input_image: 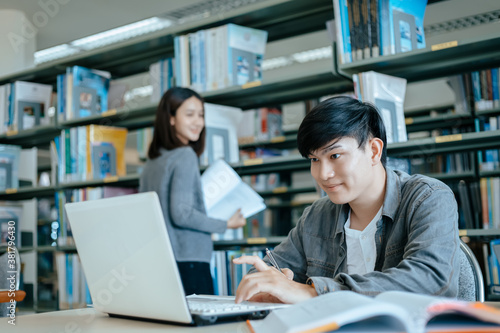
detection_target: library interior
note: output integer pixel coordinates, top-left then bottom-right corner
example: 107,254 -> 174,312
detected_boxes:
1,0 -> 500,331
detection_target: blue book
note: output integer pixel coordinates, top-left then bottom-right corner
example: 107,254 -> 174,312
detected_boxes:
71,66 -> 110,119
386,0 -> 427,54
490,239 -> 500,288
174,36 -> 182,86
56,74 -> 66,122
471,71 -> 482,110
491,68 -> 499,107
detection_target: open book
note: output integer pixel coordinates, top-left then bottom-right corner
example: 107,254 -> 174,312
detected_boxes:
201,159 -> 266,221
247,291 -> 500,333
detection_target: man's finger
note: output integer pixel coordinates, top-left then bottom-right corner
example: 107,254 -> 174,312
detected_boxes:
233,255 -> 270,272
281,268 -> 294,280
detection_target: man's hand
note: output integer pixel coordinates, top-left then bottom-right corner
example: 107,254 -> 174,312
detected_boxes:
232,255 -> 317,304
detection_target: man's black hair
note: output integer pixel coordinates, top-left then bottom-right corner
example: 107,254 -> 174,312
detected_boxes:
297,95 -> 387,167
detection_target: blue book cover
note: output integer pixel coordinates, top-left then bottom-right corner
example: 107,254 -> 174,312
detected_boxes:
340,0 -> 352,62
471,71 -> 482,107
490,239 -> 500,287
168,58 -> 174,90
56,74 -> 66,121
491,68 -> 499,107
387,0 -> 427,54
71,66 -> 110,119
198,30 -> 206,92
174,36 -> 182,86
227,24 -> 268,87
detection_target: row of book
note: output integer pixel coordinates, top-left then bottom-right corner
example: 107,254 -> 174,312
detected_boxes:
476,115 -> 500,171
407,126 -> 475,176
175,23 -> 268,92
483,239 -> 500,296
457,178 -> 500,231
449,68 -> 500,114
55,187 -> 138,246
211,248 -> 265,296
56,66 -> 111,122
55,252 -> 91,310
333,0 -> 428,64
149,58 -> 175,103
52,125 -> 127,184
237,107 -> 283,145
0,81 -> 54,134
410,152 -> 473,176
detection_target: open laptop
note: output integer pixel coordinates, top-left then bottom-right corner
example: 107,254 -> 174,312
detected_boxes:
64,191 -> 287,325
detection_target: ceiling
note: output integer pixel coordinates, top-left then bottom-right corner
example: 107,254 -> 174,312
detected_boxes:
0,0 -> 204,50
2,0 -> 500,53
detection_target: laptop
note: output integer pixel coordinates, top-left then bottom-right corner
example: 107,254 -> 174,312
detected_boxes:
64,191 -> 287,325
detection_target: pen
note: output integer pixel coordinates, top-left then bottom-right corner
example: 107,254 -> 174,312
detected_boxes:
265,248 -> 285,276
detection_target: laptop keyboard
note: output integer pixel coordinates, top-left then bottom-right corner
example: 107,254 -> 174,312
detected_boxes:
188,300 -> 259,314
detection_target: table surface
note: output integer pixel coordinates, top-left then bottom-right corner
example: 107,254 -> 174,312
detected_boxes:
1,307 -> 249,333
2,302 -> 500,333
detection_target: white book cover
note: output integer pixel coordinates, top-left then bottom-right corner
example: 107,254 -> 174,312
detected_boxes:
361,71 -> 407,144
0,85 -> 6,134
13,81 -> 52,131
200,103 -> 242,166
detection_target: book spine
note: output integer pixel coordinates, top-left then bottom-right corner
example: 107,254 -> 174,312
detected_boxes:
333,0 -> 346,64
369,0 -> 380,57
491,68 -> 499,108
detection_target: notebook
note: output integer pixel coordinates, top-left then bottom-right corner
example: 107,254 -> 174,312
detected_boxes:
64,191 -> 287,325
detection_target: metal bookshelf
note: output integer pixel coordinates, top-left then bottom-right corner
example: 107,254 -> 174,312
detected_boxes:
0,0 -> 334,86
337,27 -> 500,82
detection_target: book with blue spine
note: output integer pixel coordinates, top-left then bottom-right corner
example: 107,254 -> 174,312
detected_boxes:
382,0 -> 427,55
71,66 -> 110,119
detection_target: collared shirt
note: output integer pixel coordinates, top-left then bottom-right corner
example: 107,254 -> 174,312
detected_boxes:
257,168 -> 460,298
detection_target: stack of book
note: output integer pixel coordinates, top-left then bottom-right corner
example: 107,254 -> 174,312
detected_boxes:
0,81 -> 53,133
149,58 -> 175,103
334,0 -> 428,63
353,71 -> 408,144
57,66 -> 111,122
174,23 -> 268,92
52,125 -> 128,183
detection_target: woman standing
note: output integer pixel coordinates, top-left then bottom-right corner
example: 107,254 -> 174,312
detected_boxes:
140,87 -> 246,295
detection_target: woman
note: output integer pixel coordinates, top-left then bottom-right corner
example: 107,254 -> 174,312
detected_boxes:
139,87 -> 246,295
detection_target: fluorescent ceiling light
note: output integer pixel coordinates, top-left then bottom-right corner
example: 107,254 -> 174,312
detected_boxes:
34,17 -> 172,64
262,46 -> 332,71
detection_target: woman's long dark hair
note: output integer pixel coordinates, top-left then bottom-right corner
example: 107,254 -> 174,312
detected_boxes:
148,87 -> 206,159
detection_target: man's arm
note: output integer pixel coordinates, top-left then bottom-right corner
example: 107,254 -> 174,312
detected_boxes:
234,206 -> 317,303
233,255 -> 317,304
309,186 -> 460,297
247,205 -> 313,283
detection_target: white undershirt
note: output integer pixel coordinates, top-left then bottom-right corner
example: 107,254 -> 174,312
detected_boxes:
344,206 -> 383,275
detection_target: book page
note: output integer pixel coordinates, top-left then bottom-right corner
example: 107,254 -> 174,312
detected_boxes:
206,181 -> 265,220
249,291 -> 408,333
376,291 -> 500,331
201,159 -> 241,212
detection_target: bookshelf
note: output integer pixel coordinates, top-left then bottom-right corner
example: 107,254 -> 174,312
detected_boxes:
2,0 -> 500,310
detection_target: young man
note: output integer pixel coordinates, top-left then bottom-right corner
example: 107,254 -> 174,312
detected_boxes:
234,96 -> 461,304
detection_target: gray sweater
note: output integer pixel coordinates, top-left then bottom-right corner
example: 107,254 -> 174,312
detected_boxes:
139,146 -> 227,263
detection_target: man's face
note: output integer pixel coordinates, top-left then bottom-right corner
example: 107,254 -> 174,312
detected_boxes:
308,137 -> 376,205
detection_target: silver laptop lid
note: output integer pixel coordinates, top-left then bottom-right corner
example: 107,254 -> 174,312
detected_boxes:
65,191 -> 192,323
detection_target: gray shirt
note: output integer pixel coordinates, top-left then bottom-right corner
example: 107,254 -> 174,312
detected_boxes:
139,147 -> 227,263
257,168 -> 460,298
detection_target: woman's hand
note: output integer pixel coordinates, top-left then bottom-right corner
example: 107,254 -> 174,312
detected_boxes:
227,209 -> 246,229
